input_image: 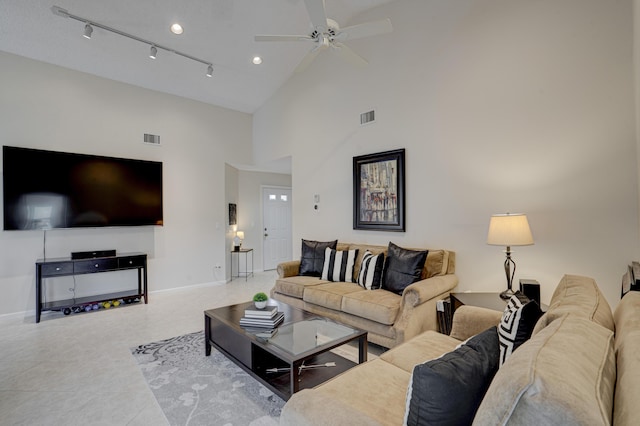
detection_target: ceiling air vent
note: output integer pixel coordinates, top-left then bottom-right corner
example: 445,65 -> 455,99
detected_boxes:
143,133 -> 161,145
360,110 -> 375,126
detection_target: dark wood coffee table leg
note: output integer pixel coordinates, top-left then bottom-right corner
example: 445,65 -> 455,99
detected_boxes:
204,315 -> 212,356
359,335 -> 368,363
291,360 -> 303,395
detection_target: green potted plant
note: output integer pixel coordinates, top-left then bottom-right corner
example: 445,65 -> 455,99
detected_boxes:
253,292 -> 269,309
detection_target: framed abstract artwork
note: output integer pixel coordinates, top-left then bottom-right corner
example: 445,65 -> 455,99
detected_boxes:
353,149 -> 405,231
229,203 -> 237,226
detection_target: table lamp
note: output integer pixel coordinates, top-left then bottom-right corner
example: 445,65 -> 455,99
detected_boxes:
487,213 -> 534,299
233,231 -> 245,251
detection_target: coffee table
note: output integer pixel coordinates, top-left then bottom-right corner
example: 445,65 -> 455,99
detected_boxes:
204,300 -> 367,400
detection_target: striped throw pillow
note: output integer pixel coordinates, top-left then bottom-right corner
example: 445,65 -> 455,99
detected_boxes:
357,251 -> 385,290
321,248 -> 359,283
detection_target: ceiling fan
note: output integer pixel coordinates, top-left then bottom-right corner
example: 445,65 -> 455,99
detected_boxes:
255,0 -> 393,72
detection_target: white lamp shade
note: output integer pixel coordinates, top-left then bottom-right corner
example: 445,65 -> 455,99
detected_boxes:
236,231 -> 245,239
487,213 -> 534,246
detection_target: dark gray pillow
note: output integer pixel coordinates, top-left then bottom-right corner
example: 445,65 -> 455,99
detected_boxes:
382,242 -> 428,294
404,326 -> 500,426
299,239 -> 337,277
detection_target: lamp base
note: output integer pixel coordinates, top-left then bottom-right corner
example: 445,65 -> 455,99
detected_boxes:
500,288 -> 516,300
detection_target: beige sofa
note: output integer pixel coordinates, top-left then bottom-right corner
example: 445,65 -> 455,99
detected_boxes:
280,274 -> 640,425
271,242 -> 458,348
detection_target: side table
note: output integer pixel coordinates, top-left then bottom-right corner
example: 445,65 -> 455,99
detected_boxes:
450,292 -> 548,319
230,248 -> 254,281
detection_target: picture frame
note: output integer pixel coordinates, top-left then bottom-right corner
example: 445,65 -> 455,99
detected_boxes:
353,149 -> 405,232
229,203 -> 237,226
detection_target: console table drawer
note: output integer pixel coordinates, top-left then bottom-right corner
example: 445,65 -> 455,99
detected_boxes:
41,262 -> 74,277
118,255 -> 146,269
74,258 -> 118,274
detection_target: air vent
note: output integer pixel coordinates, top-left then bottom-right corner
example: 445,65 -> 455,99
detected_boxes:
143,133 -> 161,145
360,110 -> 375,125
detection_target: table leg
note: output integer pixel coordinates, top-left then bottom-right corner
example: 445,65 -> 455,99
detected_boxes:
205,316 -> 212,356
359,336 -> 368,364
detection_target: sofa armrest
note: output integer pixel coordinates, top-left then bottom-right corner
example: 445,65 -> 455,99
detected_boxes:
277,260 -> 301,278
402,274 -> 459,307
449,305 -> 502,341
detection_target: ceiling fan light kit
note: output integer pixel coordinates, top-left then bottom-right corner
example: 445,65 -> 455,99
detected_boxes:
51,5 -> 213,77
254,0 -> 393,73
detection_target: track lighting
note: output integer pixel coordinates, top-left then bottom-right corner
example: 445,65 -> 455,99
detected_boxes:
51,6 -> 213,78
83,23 -> 93,39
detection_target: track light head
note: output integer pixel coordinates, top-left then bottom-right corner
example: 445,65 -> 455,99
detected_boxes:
149,45 -> 157,59
206,64 -> 213,77
83,23 -> 93,39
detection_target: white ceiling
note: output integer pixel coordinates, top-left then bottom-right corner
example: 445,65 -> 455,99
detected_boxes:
0,0 -> 397,114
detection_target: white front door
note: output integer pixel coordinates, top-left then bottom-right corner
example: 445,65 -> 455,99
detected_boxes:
262,187 -> 292,270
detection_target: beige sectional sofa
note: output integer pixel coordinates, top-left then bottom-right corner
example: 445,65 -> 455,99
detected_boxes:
280,274 -> 640,425
271,242 -> 458,348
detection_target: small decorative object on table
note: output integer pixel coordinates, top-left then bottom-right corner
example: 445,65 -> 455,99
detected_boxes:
252,292 -> 269,309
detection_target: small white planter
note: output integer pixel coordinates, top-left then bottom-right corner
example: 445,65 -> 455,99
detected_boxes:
254,301 -> 267,309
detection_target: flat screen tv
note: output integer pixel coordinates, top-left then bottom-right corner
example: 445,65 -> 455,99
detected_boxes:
3,146 -> 163,230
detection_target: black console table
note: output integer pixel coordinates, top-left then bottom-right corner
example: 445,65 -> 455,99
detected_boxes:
35,252 -> 148,323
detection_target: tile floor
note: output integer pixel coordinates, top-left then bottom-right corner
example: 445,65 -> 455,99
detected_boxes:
0,271 -> 281,425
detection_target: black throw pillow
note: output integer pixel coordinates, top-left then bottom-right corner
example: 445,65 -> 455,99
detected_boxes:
382,242 -> 428,294
299,239 -> 337,277
404,326 -> 500,426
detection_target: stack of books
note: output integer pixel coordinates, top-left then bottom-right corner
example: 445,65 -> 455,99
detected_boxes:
239,304 -> 285,329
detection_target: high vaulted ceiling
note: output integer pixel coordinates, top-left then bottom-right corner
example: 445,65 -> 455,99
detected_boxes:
0,0 -> 397,114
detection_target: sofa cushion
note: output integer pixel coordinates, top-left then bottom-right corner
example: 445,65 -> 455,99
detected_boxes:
498,292 -> 542,366
321,247 -> 359,283
300,239 -> 337,277
281,359 -> 411,426
380,330 -> 460,373
357,251 -> 385,290
473,315 -> 616,426
274,275 -> 328,299
342,289 -> 401,325
303,282 -> 365,311
532,274 -> 614,334
613,291 -> 640,425
404,327 -> 499,426
423,249 -> 450,278
382,242 -> 428,295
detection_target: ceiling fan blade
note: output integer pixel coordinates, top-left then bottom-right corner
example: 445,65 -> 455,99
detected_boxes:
335,19 -> 393,42
255,34 -> 313,42
294,45 -> 324,73
332,42 -> 368,67
304,0 -> 328,33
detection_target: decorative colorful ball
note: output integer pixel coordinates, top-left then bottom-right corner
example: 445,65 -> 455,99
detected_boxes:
92,304 -> 99,310
113,300 -> 120,307
63,308 -> 71,315
103,301 -> 111,309
84,305 -> 92,312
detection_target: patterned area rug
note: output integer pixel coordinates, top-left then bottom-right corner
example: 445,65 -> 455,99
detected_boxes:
131,331 -> 285,426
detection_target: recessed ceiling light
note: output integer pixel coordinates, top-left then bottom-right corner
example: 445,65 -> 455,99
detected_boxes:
170,23 -> 183,35
252,56 -> 262,65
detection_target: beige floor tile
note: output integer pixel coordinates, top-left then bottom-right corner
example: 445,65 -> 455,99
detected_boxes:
0,271 -> 277,425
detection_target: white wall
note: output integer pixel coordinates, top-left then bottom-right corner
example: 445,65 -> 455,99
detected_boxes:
253,0 -> 639,308
0,51 -> 252,316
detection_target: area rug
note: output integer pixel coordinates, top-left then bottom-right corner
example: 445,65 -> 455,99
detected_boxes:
131,331 -> 285,426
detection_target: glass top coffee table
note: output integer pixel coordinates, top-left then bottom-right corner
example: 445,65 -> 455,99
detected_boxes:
204,300 -> 367,400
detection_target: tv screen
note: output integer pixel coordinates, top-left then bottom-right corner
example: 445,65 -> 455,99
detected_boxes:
3,146 -> 163,230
